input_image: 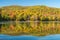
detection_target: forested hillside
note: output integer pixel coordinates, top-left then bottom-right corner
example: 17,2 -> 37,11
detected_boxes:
0,5 -> 60,21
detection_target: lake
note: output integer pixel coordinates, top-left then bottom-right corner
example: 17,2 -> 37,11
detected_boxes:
0,21 -> 60,40
0,34 -> 60,40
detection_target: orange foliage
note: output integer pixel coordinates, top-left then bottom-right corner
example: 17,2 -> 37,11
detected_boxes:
9,24 -> 15,30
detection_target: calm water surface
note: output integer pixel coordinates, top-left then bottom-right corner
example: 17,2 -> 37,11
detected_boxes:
0,21 -> 60,40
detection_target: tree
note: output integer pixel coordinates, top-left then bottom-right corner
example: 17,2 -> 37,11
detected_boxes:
0,8 -> 2,32
0,9 -> 2,21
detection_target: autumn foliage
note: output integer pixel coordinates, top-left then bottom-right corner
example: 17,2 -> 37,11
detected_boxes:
0,5 -> 60,21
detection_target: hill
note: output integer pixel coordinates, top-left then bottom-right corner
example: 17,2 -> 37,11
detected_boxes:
0,5 -> 60,21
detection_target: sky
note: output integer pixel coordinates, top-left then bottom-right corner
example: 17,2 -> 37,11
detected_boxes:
0,0 -> 60,8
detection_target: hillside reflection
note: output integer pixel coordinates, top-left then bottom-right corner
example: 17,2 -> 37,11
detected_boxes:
0,21 -> 60,36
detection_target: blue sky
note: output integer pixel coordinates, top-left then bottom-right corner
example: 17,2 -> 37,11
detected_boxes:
0,0 -> 60,8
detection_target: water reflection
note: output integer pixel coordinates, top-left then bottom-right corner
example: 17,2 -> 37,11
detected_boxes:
0,21 -> 60,36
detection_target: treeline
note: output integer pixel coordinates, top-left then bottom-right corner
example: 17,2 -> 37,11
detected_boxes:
0,5 -> 60,21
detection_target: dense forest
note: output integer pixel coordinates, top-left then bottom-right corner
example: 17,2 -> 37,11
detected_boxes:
0,5 -> 60,21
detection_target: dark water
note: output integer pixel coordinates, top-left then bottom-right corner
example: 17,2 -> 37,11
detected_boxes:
0,21 -> 60,40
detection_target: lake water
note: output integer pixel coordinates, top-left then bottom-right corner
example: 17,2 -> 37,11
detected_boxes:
0,34 -> 60,40
0,21 -> 60,40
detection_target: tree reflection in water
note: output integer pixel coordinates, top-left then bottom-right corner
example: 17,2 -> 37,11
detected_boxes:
1,21 -> 60,36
